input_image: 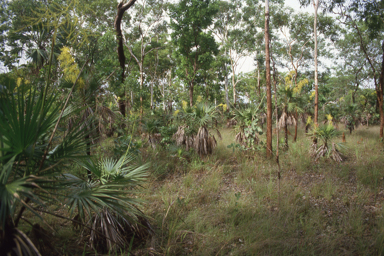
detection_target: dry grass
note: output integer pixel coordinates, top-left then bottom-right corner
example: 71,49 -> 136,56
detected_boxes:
17,125 -> 384,255
140,125 -> 384,255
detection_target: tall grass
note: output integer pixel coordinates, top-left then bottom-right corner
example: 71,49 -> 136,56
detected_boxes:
141,124 -> 384,255
19,124 -> 384,255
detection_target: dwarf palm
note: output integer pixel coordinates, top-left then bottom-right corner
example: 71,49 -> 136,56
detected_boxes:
173,103 -> 221,156
0,86 -> 89,255
233,106 -> 263,150
278,84 -> 303,149
0,85 -> 151,254
307,123 -> 344,162
75,154 -> 152,252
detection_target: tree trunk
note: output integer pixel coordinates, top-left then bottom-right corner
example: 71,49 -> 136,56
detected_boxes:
140,62 -> 144,116
379,41 -> 384,138
293,111 -> 298,142
257,66 -> 261,96
224,53 -> 230,109
284,122 -> 288,149
131,90 -> 134,107
163,77 -> 166,111
168,69 -> 172,112
150,80 -> 154,110
265,0 -> 273,158
114,0 -> 137,116
231,58 -> 237,106
189,81 -> 194,107
313,0 -> 319,126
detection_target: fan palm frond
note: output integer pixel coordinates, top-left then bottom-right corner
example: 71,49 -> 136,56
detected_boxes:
88,207 -> 153,252
70,154 -> 149,220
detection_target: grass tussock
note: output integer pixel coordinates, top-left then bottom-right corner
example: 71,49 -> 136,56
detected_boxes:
141,125 -> 384,255
16,125 -> 384,255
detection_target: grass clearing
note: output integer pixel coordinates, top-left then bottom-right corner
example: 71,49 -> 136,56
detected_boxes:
16,124 -> 384,255
139,125 -> 384,255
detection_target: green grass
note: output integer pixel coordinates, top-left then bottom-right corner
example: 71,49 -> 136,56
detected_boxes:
17,124 -> 384,255
140,125 -> 384,255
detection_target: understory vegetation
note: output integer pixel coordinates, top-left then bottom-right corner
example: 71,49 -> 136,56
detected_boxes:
1,0 -> 384,255
6,119 -> 384,256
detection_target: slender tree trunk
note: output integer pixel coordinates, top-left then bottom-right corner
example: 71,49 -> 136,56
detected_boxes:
167,69 -> 172,112
265,0 -> 273,158
379,41 -> 384,138
131,90 -> 134,107
284,122 -> 288,149
224,49 -> 230,109
189,81 -> 194,107
273,52 -> 281,208
163,78 -> 166,111
150,80 -> 154,110
140,62 -> 144,116
168,70 -> 172,112
115,0 -> 137,117
230,54 -> 237,106
313,0 -> 319,126
257,66 -> 261,96
294,110 -> 298,142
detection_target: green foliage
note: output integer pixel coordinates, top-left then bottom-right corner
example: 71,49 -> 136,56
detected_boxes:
307,123 -> 344,162
173,102 -> 221,156
308,123 -> 341,147
113,136 -> 141,158
170,0 -> 219,105
233,106 -> 263,150
159,125 -> 178,147
0,84 -> 150,254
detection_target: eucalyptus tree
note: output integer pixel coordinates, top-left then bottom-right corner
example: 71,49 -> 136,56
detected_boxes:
213,0 -> 232,108
330,0 -> 384,138
213,0 -> 251,106
265,0 -> 273,158
124,0 -> 168,115
241,0 -> 266,97
169,0 -> 219,107
313,0 -> 320,125
143,34 -> 173,110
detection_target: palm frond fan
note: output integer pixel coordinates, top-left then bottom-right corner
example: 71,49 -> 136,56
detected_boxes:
87,207 -> 153,252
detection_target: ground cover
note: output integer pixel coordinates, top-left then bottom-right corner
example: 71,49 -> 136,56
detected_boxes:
140,125 -> 384,255
17,125 -> 384,255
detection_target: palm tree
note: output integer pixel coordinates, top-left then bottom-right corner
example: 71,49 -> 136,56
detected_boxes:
307,123 -> 344,162
75,154 -> 152,252
233,106 -> 263,150
0,84 -> 150,254
173,102 -> 221,156
278,84 -> 302,149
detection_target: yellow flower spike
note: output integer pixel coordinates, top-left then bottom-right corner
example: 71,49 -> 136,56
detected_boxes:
309,91 -> 316,100
306,116 -> 312,126
196,95 -> 203,103
173,109 -> 180,117
182,100 -> 188,111
16,77 -> 22,87
58,46 -> 85,88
